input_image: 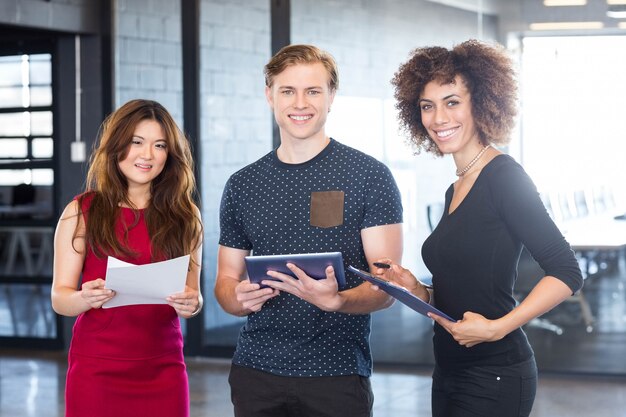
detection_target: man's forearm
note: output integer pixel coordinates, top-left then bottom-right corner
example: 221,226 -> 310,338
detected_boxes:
214,278 -> 248,317
332,283 -> 394,314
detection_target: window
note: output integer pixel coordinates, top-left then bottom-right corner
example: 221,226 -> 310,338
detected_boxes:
0,53 -> 54,216
0,51 -> 57,345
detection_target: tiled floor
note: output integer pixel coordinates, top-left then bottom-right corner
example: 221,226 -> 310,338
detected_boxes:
2,349 -> 626,417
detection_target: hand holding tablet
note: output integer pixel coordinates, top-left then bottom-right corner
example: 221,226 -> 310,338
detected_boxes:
245,252 -> 346,289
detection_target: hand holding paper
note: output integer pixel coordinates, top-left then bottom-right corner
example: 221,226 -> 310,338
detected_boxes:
103,254 -> 190,308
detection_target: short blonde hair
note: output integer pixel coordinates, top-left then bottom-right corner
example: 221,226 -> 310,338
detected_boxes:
264,44 -> 339,91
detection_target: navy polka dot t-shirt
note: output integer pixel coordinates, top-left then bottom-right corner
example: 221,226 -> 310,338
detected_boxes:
219,138 -> 403,377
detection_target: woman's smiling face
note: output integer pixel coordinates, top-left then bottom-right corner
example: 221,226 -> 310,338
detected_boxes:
118,119 -> 168,191
419,75 -> 479,155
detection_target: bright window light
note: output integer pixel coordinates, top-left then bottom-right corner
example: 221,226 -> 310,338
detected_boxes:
529,21 -> 604,30
544,0 -> 586,5
520,36 -> 626,198
607,10 -> 626,17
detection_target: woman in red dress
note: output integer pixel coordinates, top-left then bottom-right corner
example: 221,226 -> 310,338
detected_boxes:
52,99 -> 203,417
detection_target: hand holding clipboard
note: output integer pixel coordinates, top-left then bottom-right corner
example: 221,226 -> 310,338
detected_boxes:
349,265 -> 456,322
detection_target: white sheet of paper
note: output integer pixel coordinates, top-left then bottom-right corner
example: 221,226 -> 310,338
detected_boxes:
102,254 -> 190,308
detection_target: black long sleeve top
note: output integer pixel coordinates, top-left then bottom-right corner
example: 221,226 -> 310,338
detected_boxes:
422,154 -> 583,370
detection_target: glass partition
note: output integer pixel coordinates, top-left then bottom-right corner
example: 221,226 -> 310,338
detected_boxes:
516,35 -> 626,375
0,51 -> 58,347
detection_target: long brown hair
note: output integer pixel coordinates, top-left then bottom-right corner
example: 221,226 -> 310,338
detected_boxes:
76,99 -> 202,261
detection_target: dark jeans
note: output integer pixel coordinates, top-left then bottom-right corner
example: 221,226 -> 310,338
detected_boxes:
432,357 -> 537,417
228,364 -> 373,417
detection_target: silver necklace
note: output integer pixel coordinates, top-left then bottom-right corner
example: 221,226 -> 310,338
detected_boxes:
455,144 -> 491,177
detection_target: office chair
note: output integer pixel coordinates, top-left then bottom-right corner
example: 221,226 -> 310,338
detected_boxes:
426,202 -> 445,232
515,248 -> 564,335
11,183 -> 35,206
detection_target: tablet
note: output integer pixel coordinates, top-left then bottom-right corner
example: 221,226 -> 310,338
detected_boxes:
245,252 -> 346,288
348,266 -> 456,322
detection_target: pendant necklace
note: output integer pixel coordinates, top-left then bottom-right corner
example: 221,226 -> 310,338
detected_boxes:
455,144 -> 491,177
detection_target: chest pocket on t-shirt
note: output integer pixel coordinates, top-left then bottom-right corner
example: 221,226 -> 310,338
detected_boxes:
310,190 -> 344,228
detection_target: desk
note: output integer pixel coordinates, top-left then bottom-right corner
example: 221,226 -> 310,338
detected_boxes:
562,216 -> 626,252
558,216 -> 626,333
0,203 -> 53,219
0,226 -> 54,276
0,226 -> 55,339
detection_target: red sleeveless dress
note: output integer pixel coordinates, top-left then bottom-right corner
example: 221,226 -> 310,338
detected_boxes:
65,194 -> 188,417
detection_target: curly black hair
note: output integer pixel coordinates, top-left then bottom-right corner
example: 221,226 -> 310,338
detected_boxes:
391,39 -> 517,156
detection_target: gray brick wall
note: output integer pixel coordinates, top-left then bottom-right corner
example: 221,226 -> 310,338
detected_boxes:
0,0 -> 99,33
114,0 -> 183,124
200,0 -> 271,328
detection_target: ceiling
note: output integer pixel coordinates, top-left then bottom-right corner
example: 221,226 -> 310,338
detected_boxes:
426,0 -> 626,34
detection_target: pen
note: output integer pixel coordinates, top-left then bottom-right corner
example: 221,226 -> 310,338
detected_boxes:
373,262 -> 391,269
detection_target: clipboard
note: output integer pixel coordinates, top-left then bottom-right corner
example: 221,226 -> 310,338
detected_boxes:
245,252 -> 346,289
348,265 -> 456,322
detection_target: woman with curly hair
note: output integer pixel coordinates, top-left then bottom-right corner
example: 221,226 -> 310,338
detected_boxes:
52,99 -> 203,417
377,40 -> 583,416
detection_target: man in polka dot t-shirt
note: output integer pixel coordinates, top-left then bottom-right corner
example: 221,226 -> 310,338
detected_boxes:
215,44 -> 403,417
